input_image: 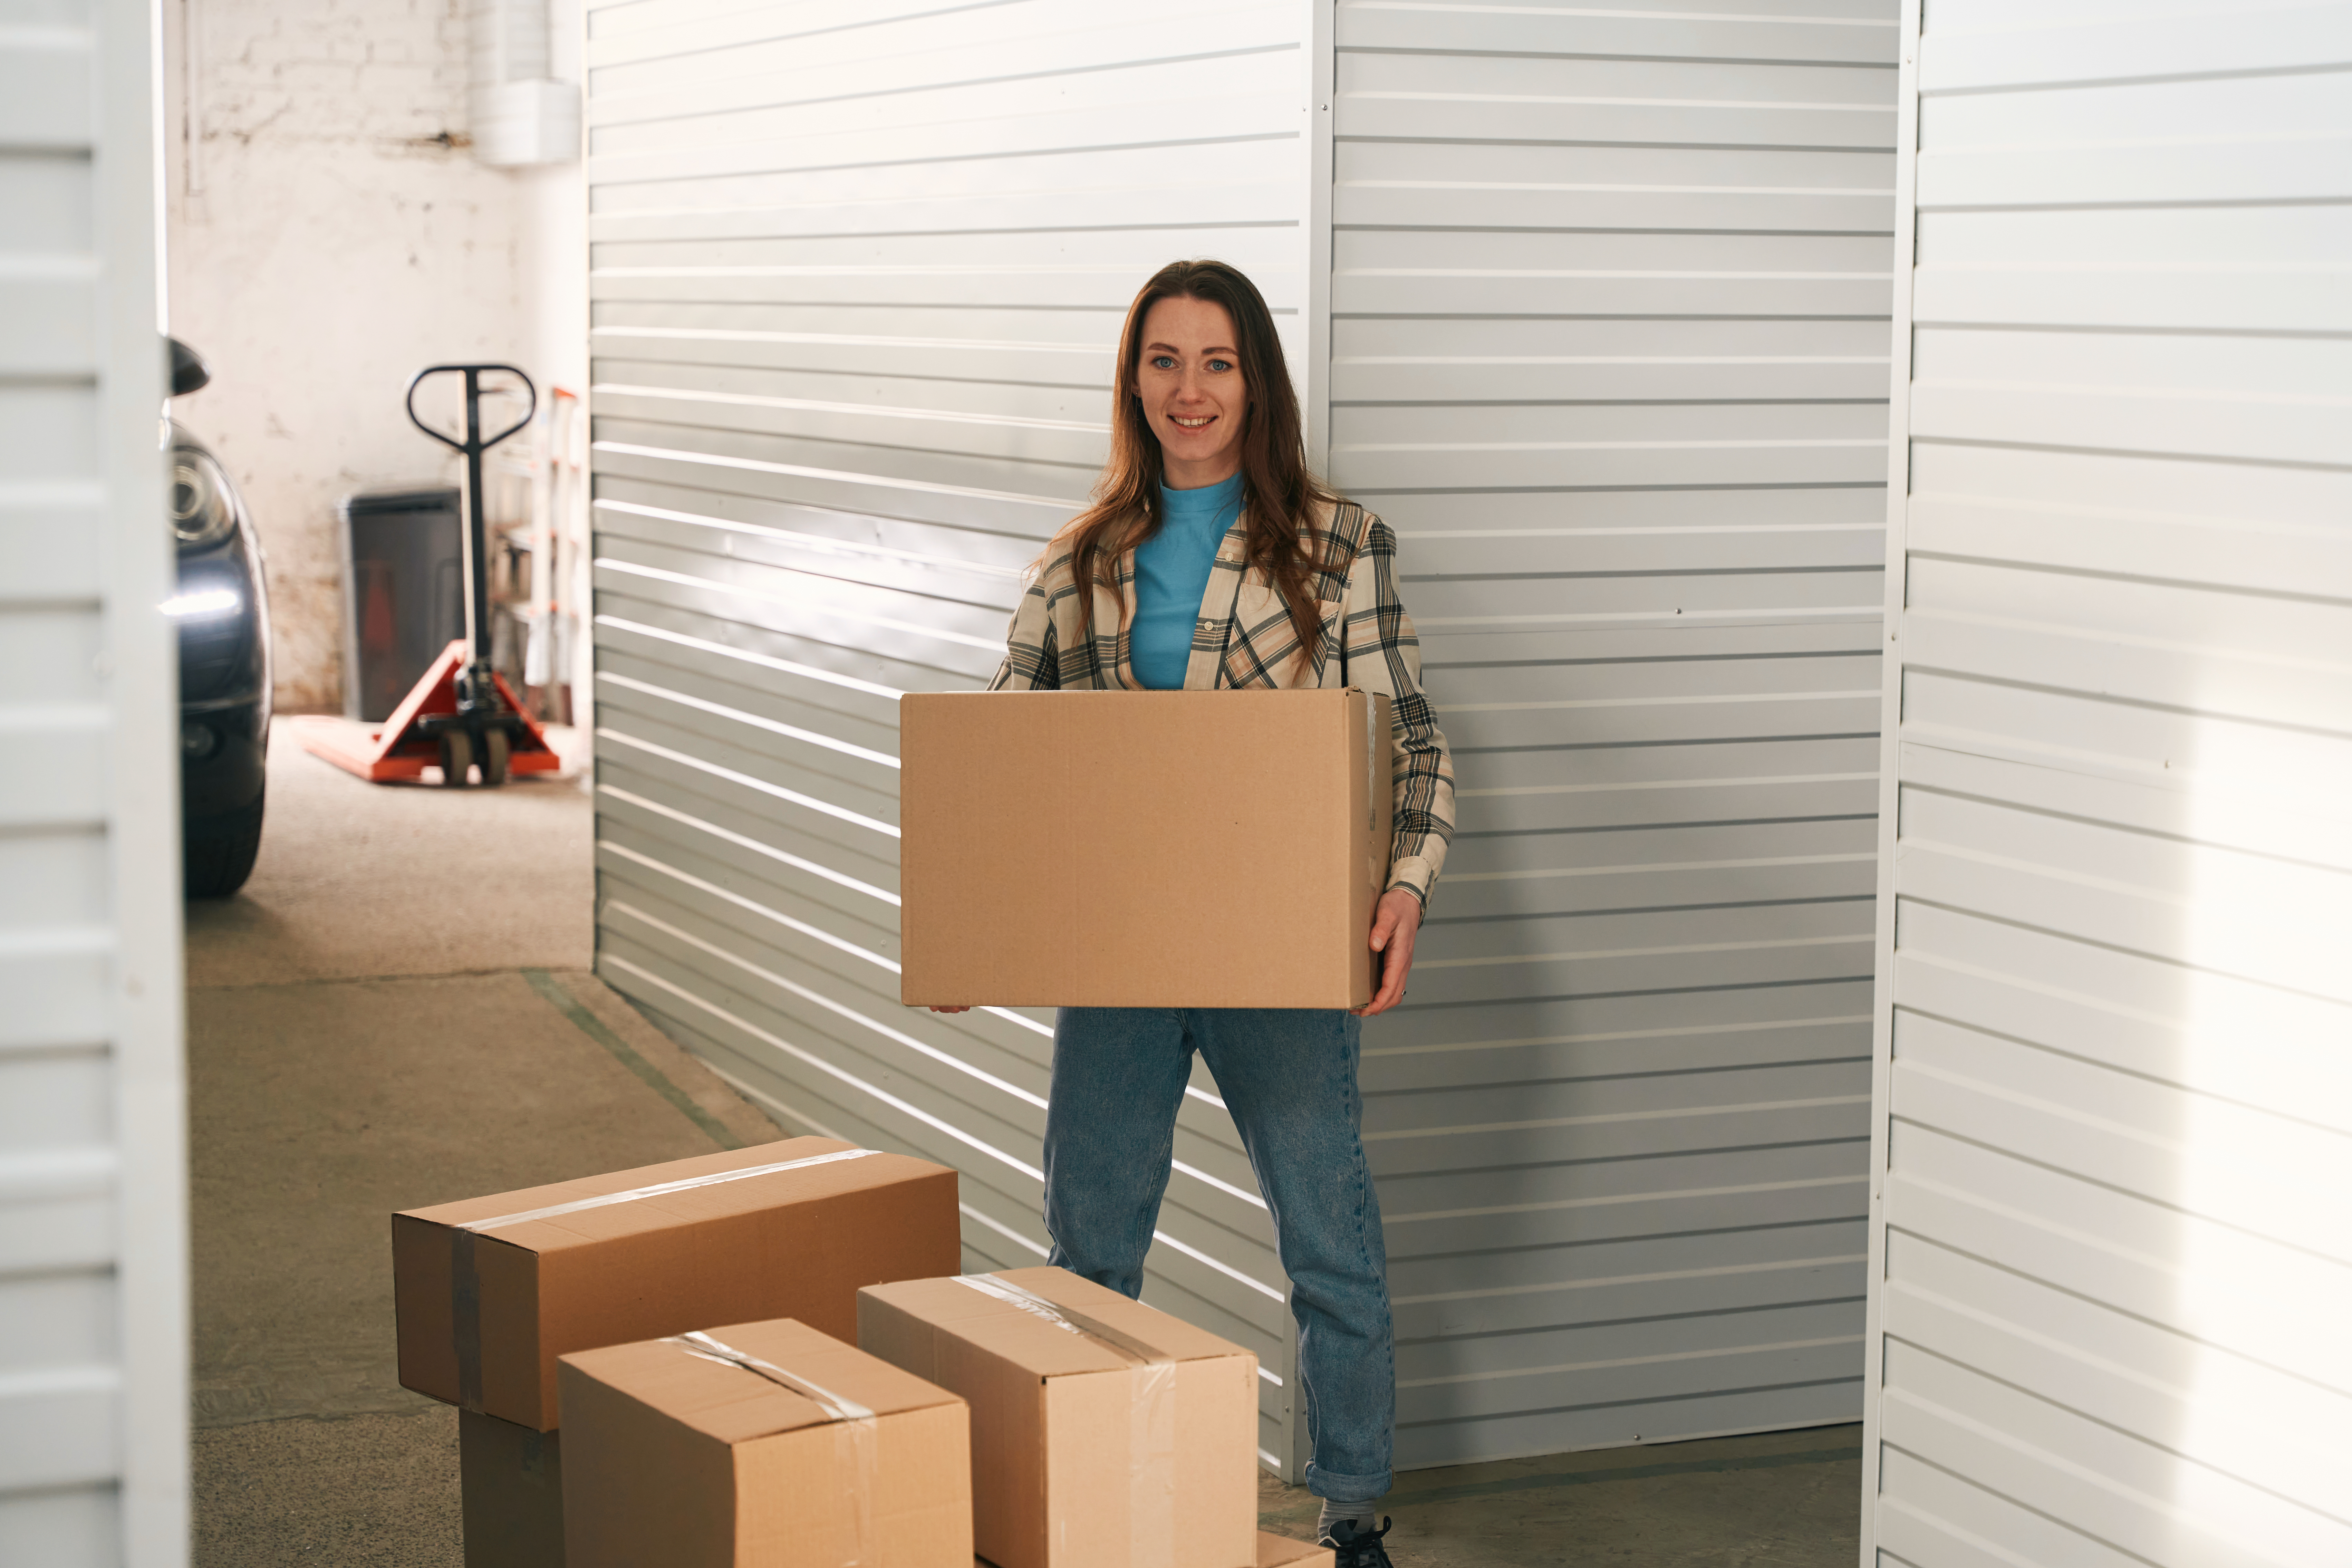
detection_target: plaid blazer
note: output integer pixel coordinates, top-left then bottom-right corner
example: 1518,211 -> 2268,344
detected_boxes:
987,497 -> 1456,906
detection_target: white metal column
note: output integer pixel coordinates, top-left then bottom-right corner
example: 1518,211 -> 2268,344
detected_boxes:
0,0 -> 188,1560
1864,1 -> 2352,1562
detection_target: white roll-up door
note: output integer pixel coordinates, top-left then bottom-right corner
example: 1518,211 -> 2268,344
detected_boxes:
1866,1 -> 2352,1562
0,0 -> 186,1562
1324,0 -> 1899,1465
580,0 -> 1317,1473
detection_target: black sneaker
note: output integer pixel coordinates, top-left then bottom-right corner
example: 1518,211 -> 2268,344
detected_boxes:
1318,1516 -> 1395,1568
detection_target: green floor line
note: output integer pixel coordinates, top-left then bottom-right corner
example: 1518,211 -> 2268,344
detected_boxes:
1385,1443 -> 1863,1508
522,968 -> 742,1150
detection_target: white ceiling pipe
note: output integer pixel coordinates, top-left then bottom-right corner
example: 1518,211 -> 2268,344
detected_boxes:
470,0 -> 578,167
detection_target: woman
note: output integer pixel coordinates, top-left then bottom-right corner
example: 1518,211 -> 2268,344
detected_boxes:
942,259 -> 1454,1563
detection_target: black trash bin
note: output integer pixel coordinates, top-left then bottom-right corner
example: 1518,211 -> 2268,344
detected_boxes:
340,487 -> 464,723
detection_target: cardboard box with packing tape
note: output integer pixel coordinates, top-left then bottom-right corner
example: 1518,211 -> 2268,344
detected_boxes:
392,1136 -> 960,1430
860,1268 -> 1260,1568
559,1317 -> 974,1568
898,689 -> 1394,1010
393,1137 -> 960,1565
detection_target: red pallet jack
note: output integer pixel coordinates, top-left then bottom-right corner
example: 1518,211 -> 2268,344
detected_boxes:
295,364 -> 562,787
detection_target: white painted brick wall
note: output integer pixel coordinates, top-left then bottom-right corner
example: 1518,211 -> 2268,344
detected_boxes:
164,0 -> 583,714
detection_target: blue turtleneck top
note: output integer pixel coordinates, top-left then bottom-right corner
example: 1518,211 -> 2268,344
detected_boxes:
1130,470 -> 1243,690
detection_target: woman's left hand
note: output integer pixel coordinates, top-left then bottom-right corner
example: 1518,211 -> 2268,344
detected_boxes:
1355,888 -> 1423,1017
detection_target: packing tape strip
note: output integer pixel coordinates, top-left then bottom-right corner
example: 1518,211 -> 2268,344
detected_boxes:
666,1330 -> 879,1567
449,1146 -> 879,1413
955,1274 -> 1177,1568
457,1146 -> 880,1234
664,1328 -> 877,1421
952,1272 -> 1173,1370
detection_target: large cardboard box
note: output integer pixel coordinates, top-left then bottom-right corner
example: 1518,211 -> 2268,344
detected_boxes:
899,689 -> 1394,1008
460,1410 -> 564,1568
859,1268 -> 1259,1568
559,1318 -> 973,1568
394,1137 -> 960,1429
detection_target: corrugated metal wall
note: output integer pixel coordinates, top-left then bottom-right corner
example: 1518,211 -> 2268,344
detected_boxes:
585,0 -> 1904,1476
579,0 -> 1316,1474
1864,1 -> 2352,1562
1324,0 -> 1897,1465
0,0 -> 188,1560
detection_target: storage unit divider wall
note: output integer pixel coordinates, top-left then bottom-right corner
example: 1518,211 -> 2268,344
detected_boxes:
0,0 -> 187,1560
1862,1 -> 2352,1562
583,0 -> 1898,1476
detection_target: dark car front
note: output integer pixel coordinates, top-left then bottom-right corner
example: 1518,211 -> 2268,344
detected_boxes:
169,373 -> 273,894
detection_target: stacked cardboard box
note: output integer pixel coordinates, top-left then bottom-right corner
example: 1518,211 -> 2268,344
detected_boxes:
559,1317 -> 974,1567
459,1410 -> 563,1568
550,1310 -> 1333,1568
392,1136 -> 961,1565
860,1267 -> 1265,1568
398,1141 -> 1340,1565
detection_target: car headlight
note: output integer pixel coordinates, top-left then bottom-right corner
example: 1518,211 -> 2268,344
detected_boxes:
162,586 -> 242,619
171,449 -> 235,548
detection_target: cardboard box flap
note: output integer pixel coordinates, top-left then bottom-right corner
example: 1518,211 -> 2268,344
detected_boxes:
989,1267 -> 1253,1369
862,1277 -> 1127,1379
560,1318 -> 960,1447
396,1138 -> 924,1252
864,1270 -> 1253,1382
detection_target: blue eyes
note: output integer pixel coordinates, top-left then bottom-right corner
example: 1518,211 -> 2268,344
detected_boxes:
1149,356 -> 1234,373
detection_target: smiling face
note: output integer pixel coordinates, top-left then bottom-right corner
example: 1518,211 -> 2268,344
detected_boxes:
1134,294 -> 1250,489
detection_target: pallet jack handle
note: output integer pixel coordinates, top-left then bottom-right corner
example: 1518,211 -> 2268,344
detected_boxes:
399,364 -> 539,785
405,363 -> 537,706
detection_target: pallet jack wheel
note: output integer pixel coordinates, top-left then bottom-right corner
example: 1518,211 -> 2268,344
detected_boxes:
481,727 -> 511,788
438,728 -> 474,787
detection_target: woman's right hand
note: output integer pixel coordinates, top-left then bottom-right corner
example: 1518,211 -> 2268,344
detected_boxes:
927,1005 -> 971,1013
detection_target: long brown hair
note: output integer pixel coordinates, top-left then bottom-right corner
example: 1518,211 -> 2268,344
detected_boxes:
1062,259 -> 1333,662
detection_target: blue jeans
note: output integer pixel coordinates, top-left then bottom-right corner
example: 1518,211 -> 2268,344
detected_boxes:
1041,1006 -> 1395,1502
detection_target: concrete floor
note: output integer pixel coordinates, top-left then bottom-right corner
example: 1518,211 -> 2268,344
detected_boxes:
186,719 -> 1861,1566
185,723 -> 781,1566
1257,1428 -> 1860,1566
